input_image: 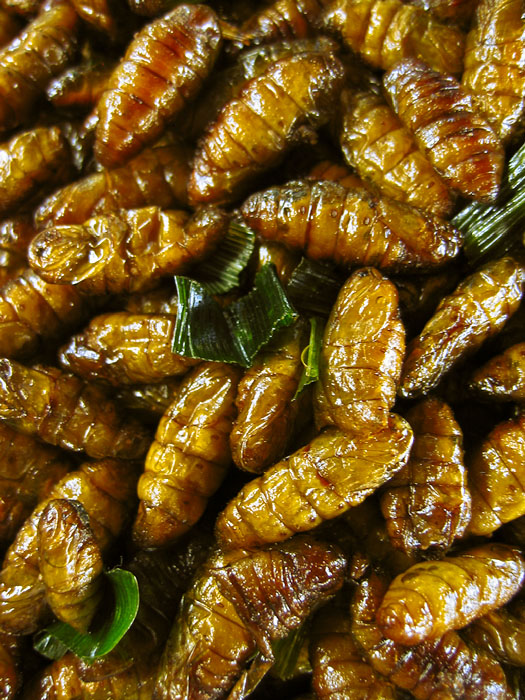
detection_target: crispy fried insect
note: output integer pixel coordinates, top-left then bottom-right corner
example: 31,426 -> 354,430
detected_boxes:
242,179 -> 461,275
379,397 -> 471,555
462,0 -> 525,143
339,87 -> 453,218
399,257 -> 525,399
188,50 -> 346,205
234,0 -> 325,47
133,361 -> 241,550
94,4 -> 222,169
59,311 -> 199,386
0,126 -> 73,217
122,285 -> 178,315
115,379 -> 181,422
467,412 -> 525,535
307,158 -> 369,191
154,535 -> 346,700
0,632 -> 19,700
216,414 -> 413,551
0,0 -> 40,16
0,423 -> 71,549
320,0 -> 465,76
469,341 -> 525,401
407,0 -> 480,24
463,598 -> 525,667
0,359 -> 151,460
0,0 -> 79,133
315,268 -> 405,436
47,58 -> 115,110
376,543 -> 525,645
0,217 -> 35,289
0,457 -> 139,635
38,499 -> 103,632
383,58 -> 505,203
230,319 -> 308,474
28,205 -> 228,295
35,138 -> 191,229
69,0 -> 118,38
255,240 -> 300,285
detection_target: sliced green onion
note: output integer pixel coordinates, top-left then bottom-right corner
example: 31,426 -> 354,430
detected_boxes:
286,257 -> 344,316
294,316 -> 324,399
34,569 -> 139,664
173,264 -> 298,367
271,623 -> 311,681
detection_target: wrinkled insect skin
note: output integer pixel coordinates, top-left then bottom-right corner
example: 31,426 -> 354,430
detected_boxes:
469,341 -> 525,401
46,59 -> 116,111
0,359 -> 151,460
462,0 -> 525,143
307,158 -> 369,192
467,412 -> 525,536
38,499 -> 103,632
133,362 -> 241,550
320,0 -> 465,76
463,600 -> 525,667
216,415 -> 413,551
241,179 -> 462,273
35,138 -> 191,229
69,0 -> 119,39
59,311 -> 198,386
399,257 -> 525,399
380,397 -> 471,555
95,3 -> 222,169
376,543 -> 525,646
188,50 -> 346,206
0,217 -> 36,289
28,205 -> 229,295
315,267 -> 405,436
339,87 -> 454,218
235,0 -> 326,47
230,319 -> 308,474
115,378 -> 181,421
154,536 -> 346,700
407,0 -> 480,25
0,0 -> 79,133
383,58 -> 505,203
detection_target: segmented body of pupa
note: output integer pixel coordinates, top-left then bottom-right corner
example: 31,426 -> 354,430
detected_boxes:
38,499 -> 103,632
47,57 -> 115,110
406,0 -> 480,24
463,597 -> 525,667
133,361 -> 241,550
320,0 -> 465,76
216,414 -> 413,551
116,378 -> 181,420
0,217 -> 36,288
383,58 -> 505,203
59,311 -> 198,386
307,158 -> 369,191
241,179 -> 462,274
188,50 -> 346,205
230,319 -> 308,473
380,397 -> 471,555
469,341 -> 525,401
315,267 -> 405,435
462,0 -> 525,143
154,536 -> 346,700
69,0 -> 118,38
399,257 -> 525,399
28,205 -> 229,295
0,0 -> 79,133
467,411 -> 525,535
376,543 -> 525,645
234,0 -> 325,47
94,4 -> 222,169
339,87 -> 453,218
0,359 -> 151,460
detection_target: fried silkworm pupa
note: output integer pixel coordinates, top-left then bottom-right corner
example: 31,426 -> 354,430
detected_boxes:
0,126 -> 73,217
255,239 -> 300,285
241,179 -> 461,274
94,3 -> 222,169
0,217 -> 35,288
315,267 -> 405,436
352,570 -> 513,698
0,632 -> 19,700
399,257 -> 525,399
35,138 -> 191,229
379,397 -> 471,555
188,49 -> 346,205
406,0 -> 480,25
0,423 -> 71,549
383,58 -> 504,203
339,87 -> 453,218
154,535 -> 346,700
320,0 -> 465,76
28,205 -> 228,296
0,359 -> 151,460
233,0 -> 325,48
38,499 -> 103,632
463,597 -> 525,667
133,362 -> 240,550
467,411 -> 525,536
115,379 -> 181,421
376,543 -> 525,645
216,414 -> 413,551
462,0 -> 525,143
69,0 -> 119,39
0,457 -> 138,635
230,319 -> 309,474
307,158 -> 369,192
59,311 -> 199,386
469,341 -> 525,401
46,58 -> 116,111
0,0 -> 79,133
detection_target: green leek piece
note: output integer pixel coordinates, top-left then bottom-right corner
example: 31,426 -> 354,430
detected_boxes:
294,316 -> 324,399
286,257 -> 344,316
